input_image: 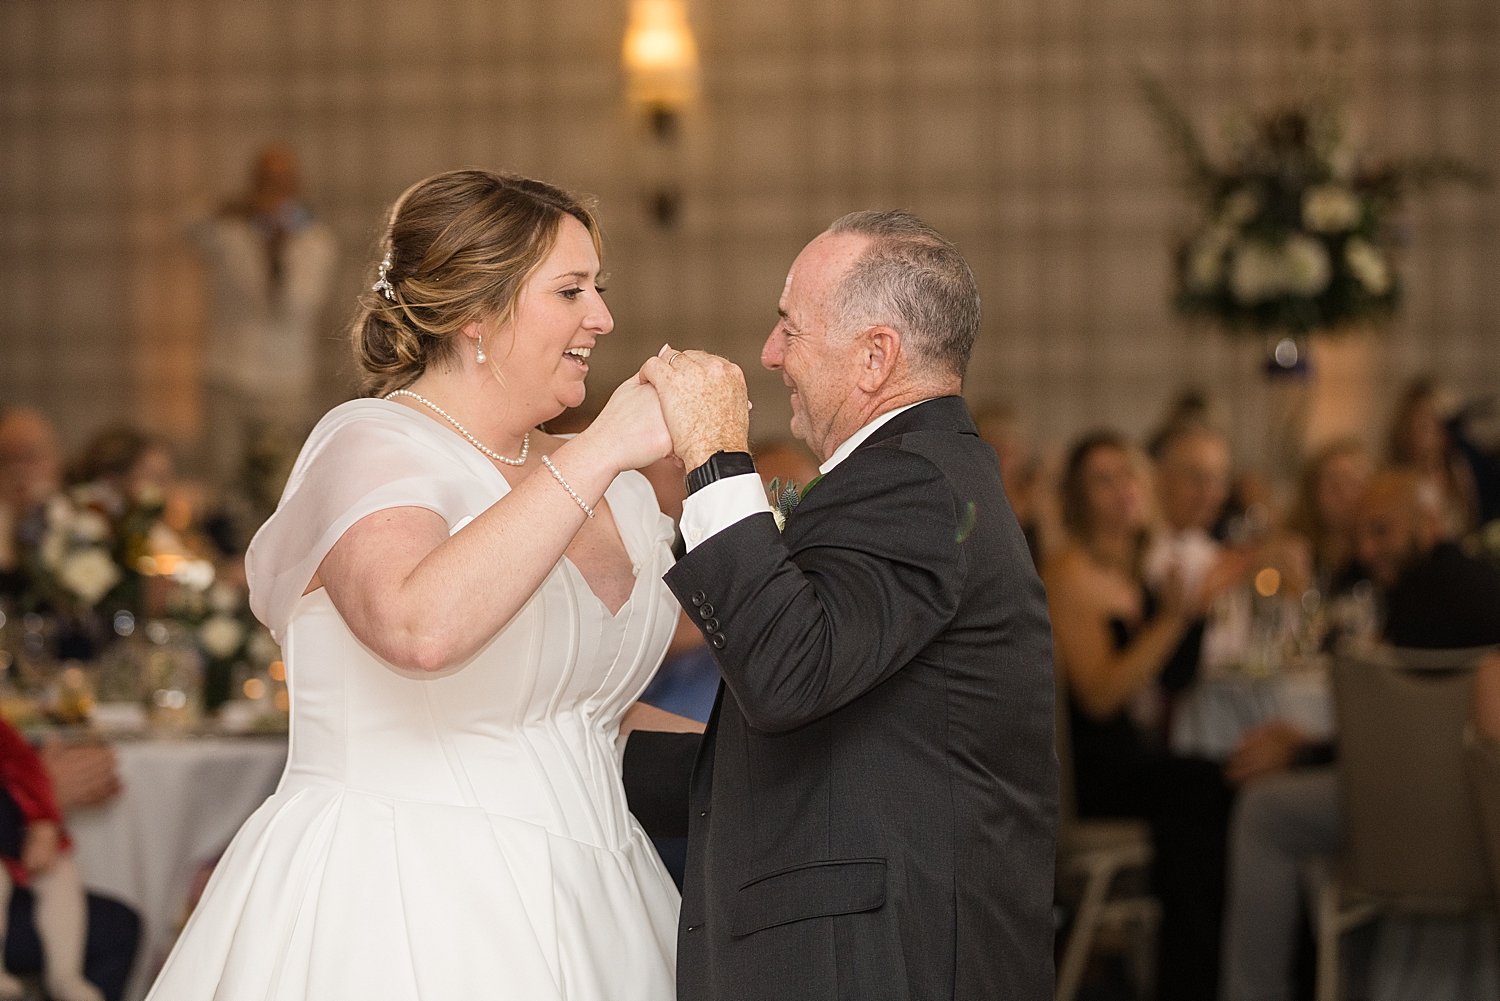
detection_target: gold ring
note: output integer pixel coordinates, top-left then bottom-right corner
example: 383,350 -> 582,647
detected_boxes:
667,351 -> 682,367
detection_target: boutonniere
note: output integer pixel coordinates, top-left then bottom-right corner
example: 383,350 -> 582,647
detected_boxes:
766,475 -> 823,530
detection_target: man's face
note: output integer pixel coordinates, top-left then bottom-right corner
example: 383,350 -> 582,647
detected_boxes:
1354,490 -> 1428,589
0,412 -> 60,508
760,232 -> 872,462
1157,432 -> 1231,533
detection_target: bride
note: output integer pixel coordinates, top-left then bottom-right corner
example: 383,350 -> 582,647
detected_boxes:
147,170 -> 701,1000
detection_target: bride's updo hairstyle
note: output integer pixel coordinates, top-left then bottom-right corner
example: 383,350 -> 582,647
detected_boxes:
354,169 -> 602,397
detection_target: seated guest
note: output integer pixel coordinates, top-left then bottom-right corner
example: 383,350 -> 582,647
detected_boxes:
1284,438 -> 1373,593
1144,420 -> 1256,695
974,404 -> 1052,566
1221,469 -> 1500,1001
1043,431 -> 1241,1001
0,723 -> 137,1001
1388,376 -> 1482,538
0,409 -> 63,596
65,427 -> 175,513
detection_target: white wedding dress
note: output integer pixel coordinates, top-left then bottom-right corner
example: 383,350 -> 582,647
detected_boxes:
146,400 -> 682,1000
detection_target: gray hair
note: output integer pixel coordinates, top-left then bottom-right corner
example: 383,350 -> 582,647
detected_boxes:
826,210 -> 981,379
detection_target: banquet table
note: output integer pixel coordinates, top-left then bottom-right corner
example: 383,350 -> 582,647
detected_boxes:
1169,658 -> 1334,761
67,734 -> 288,1001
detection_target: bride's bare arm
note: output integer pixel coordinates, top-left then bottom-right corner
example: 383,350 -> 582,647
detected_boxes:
315,378 -> 670,673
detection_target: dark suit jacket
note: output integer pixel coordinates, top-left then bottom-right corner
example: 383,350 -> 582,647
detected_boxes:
625,395 -> 1057,1001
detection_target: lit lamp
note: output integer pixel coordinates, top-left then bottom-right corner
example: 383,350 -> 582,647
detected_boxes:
622,0 -> 700,142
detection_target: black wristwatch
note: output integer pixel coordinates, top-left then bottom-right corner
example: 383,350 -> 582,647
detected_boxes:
685,451 -> 756,495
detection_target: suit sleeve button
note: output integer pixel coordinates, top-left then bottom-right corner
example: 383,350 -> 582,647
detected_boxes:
690,591 -> 706,607
704,617 -> 719,632
698,603 -> 715,619
710,632 -> 727,650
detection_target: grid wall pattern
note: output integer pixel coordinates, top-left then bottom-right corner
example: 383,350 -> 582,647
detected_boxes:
0,0 -> 1495,468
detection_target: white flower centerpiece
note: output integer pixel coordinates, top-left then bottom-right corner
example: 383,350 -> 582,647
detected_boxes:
1140,75 -> 1486,351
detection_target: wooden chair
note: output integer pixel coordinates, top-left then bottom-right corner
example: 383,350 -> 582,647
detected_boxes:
1317,645 -> 1497,1001
1053,671 -> 1160,1001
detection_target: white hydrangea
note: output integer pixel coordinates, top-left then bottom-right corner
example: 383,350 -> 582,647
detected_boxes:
58,548 -> 121,606
1229,241 -> 1285,303
1283,235 -> 1332,296
1229,237 -> 1330,303
199,615 -> 246,660
1302,184 -> 1363,233
1345,237 -> 1391,295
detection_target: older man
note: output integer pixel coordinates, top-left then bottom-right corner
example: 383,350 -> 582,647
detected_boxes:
1220,470 -> 1500,1001
626,211 -> 1057,1000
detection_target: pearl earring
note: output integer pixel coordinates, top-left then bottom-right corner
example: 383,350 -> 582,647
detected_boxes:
475,337 -> 487,364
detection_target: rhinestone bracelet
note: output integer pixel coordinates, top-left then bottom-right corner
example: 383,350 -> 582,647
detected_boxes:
541,456 -> 595,519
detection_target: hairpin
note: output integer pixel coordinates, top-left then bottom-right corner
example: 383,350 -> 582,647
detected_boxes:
372,251 -> 396,301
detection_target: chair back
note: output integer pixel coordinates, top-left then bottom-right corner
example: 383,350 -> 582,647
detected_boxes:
1463,726 -> 1500,903
1331,645 -> 1494,909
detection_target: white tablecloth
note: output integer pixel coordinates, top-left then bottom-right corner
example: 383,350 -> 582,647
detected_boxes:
1170,663 -> 1334,761
67,736 -> 288,1001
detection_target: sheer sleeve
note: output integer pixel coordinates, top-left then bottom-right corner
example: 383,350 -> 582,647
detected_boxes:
246,401 -> 506,641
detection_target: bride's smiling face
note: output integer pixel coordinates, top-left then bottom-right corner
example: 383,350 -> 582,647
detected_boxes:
486,215 -> 612,416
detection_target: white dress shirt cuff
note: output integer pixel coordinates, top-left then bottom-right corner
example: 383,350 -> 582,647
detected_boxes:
679,473 -> 771,552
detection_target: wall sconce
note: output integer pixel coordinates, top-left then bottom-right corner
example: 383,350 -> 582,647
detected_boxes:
622,0 -> 700,143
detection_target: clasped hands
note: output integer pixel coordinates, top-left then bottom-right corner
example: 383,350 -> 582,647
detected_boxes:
596,345 -> 751,474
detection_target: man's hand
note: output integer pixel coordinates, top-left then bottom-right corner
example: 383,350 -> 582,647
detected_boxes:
21,820 -> 60,875
1225,721 -> 1308,785
41,740 -> 123,811
639,346 -> 751,471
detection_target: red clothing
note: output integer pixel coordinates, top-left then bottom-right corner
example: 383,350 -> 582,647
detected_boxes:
0,720 -> 72,886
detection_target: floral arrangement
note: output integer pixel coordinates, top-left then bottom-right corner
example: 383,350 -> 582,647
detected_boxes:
165,579 -> 280,712
1140,75 -> 1487,336
23,482 -> 214,616
28,493 -> 122,611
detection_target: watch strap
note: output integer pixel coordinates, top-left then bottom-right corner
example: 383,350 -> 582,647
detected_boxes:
685,451 -> 756,495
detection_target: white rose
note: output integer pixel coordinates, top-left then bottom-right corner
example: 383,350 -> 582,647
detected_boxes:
172,559 -> 216,593
1283,235 -> 1332,296
199,615 -> 246,660
72,510 -> 110,543
58,548 -> 122,606
1229,241 -> 1284,304
1302,184 -> 1362,233
1345,237 -> 1391,295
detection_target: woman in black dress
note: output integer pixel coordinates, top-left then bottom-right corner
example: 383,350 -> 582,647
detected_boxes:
1043,431 -> 1241,1001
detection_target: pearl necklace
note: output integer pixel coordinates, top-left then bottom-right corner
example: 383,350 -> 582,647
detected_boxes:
384,390 -> 530,466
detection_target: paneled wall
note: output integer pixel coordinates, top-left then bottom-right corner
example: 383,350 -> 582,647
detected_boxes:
1,0 -> 1495,473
